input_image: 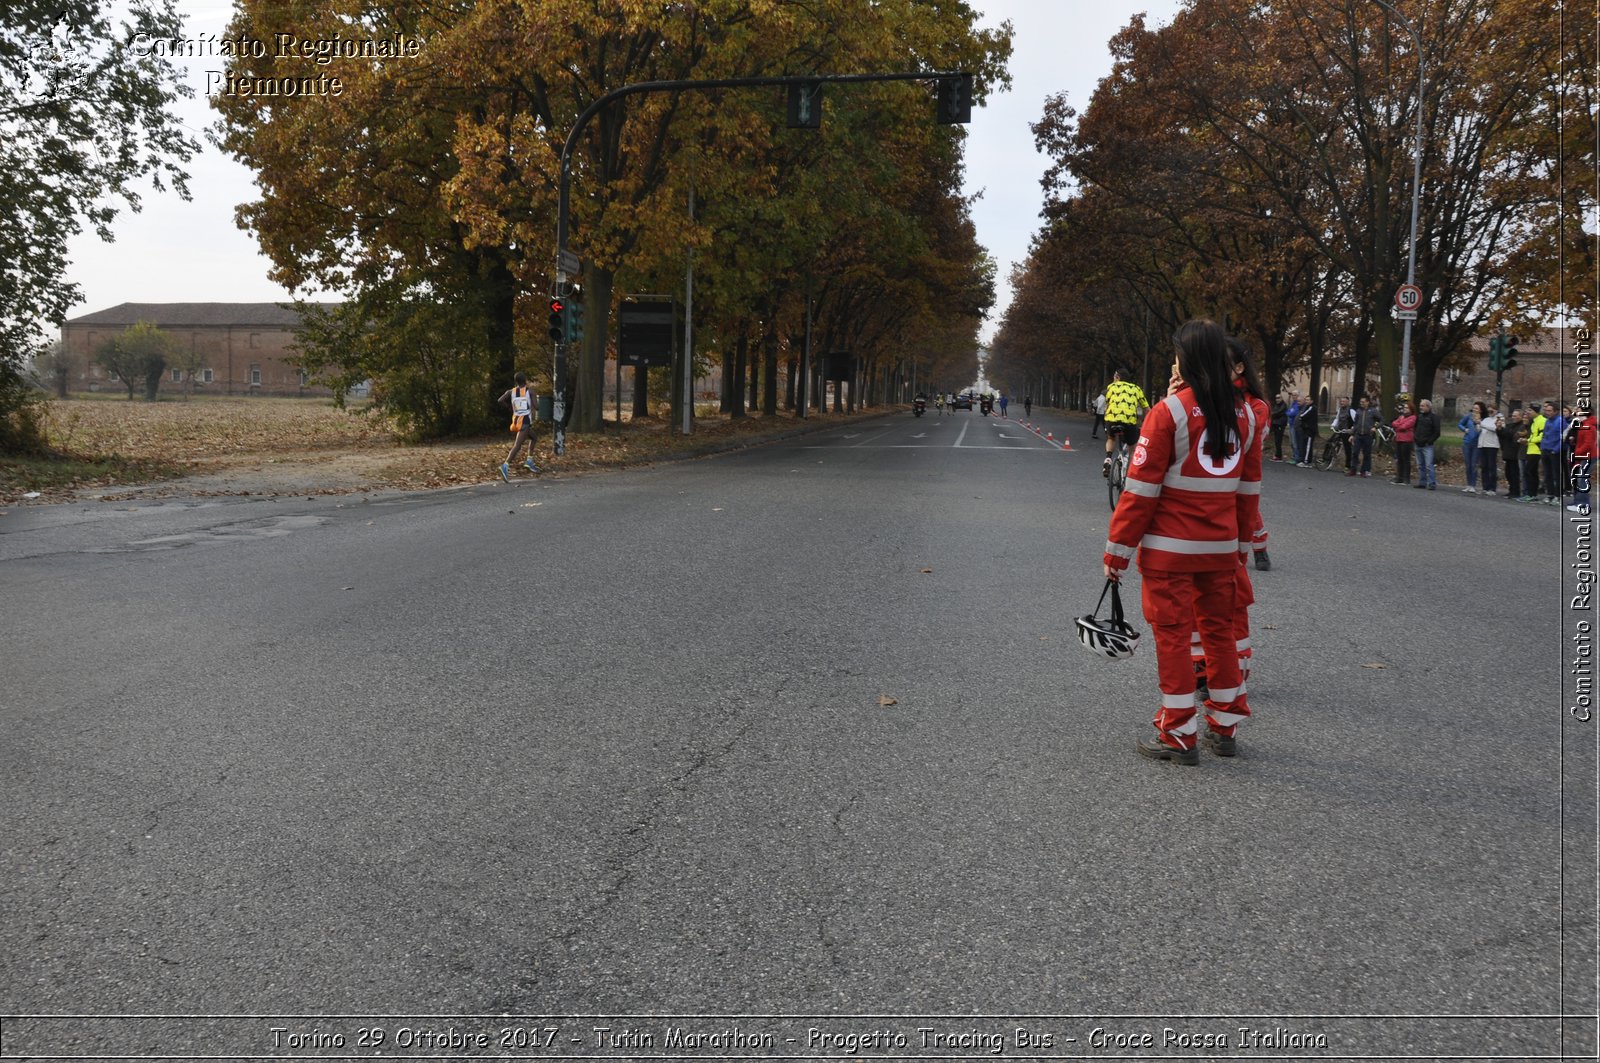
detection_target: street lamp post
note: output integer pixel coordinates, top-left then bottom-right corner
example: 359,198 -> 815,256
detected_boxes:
1368,0 -> 1425,398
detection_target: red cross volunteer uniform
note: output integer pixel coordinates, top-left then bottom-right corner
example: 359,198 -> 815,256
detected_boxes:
1190,377 -> 1268,692
1104,388 -> 1262,751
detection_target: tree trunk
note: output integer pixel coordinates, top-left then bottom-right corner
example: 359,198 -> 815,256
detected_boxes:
633,366 -> 648,418
748,340 -> 759,413
730,333 -> 748,419
761,322 -> 779,415
481,252 -> 517,427
573,264 -> 613,433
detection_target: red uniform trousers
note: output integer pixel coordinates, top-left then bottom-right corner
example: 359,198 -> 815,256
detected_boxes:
1143,566 -> 1248,750
1190,562 -> 1254,700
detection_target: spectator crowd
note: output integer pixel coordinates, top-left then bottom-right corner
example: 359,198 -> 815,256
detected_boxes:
1265,392 -> 1594,513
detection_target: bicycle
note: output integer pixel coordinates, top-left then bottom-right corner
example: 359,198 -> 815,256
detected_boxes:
1316,429 -> 1354,470
1107,425 -> 1134,509
1373,423 -> 1396,463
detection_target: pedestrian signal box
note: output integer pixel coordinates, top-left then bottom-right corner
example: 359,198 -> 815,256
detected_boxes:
548,299 -> 567,343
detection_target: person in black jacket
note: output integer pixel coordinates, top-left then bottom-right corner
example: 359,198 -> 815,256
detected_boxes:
1500,408 -> 1523,498
1270,395 -> 1289,462
1295,395 -> 1318,465
1348,395 -> 1381,477
1413,398 -> 1442,489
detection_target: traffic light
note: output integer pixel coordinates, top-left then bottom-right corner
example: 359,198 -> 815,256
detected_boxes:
936,73 -> 973,124
787,81 -> 822,129
1488,334 -> 1504,372
568,301 -> 585,345
1502,336 -> 1518,372
548,298 -> 567,343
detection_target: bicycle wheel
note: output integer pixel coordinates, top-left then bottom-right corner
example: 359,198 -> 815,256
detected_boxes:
1108,447 -> 1127,510
1316,439 -> 1338,470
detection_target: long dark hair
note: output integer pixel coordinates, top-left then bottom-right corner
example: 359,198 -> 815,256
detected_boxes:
1175,319 -> 1238,465
1225,337 -> 1266,403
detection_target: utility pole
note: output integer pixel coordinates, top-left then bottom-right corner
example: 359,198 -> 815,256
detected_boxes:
1368,0 -> 1426,397
682,182 -> 694,436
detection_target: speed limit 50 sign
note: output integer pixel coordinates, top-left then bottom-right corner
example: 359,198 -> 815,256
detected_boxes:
1394,284 -> 1423,312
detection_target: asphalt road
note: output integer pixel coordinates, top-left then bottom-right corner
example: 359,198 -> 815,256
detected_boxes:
2,407 -> 1594,1060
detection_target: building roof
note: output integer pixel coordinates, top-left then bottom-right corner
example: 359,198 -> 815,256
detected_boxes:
65,302 -> 338,328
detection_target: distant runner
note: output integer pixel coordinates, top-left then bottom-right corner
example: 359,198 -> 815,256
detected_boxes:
497,372 -> 540,482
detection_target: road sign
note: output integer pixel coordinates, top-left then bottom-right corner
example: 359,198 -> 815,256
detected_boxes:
1394,284 -> 1422,312
618,300 -> 674,368
1395,309 -> 1418,321
558,249 -> 581,276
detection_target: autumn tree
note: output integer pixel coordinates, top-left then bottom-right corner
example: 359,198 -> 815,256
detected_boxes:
217,0 -> 1009,438
30,341 -> 75,400
1011,0 -> 1567,417
96,321 -> 174,402
0,0 -> 196,450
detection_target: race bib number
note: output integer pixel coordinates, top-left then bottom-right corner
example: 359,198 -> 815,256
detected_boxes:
512,394 -> 532,417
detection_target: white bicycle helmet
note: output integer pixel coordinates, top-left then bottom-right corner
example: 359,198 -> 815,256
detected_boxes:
1076,577 -> 1141,659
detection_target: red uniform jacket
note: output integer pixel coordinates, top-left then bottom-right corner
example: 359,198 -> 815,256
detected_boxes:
1241,385 -> 1270,550
1104,388 -> 1263,574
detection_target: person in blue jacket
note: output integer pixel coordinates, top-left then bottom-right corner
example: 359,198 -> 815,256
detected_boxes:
1458,402 -> 1483,493
1286,394 -> 1303,467
1540,401 -> 1568,505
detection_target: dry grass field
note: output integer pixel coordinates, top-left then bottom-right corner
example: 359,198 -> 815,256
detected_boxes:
1,395 -> 881,505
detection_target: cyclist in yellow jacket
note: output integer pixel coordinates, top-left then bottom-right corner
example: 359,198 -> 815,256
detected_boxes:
1102,369 -> 1150,477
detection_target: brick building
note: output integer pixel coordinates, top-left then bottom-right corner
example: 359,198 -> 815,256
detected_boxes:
1289,326 -> 1583,418
61,303 -> 337,398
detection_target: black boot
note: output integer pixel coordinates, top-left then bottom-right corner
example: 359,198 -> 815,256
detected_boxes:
1201,730 -> 1238,757
1136,735 -> 1199,766
1254,550 -> 1271,572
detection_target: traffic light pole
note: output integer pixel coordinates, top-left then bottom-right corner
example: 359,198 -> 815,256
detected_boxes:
1494,327 -> 1506,412
552,70 -> 971,453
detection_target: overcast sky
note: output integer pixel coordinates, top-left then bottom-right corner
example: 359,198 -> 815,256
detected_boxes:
63,1 -> 1184,343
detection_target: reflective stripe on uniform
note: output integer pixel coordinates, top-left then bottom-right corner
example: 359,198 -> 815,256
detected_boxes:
1205,705 -> 1249,728
1163,472 -> 1238,492
1140,534 -> 1239,555
1123,478 -> 1161,497
1161,715 -> 1199,738
1105,540 -> 1137,560
1165,395 -> 1189,460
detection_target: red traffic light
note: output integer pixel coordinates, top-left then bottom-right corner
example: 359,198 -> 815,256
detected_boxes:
550,298 -> 565,313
